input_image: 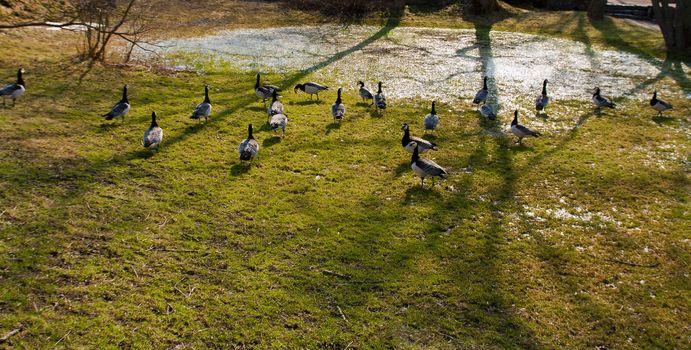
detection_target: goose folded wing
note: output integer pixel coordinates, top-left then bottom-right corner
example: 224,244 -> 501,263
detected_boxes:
416,158 -> 447,176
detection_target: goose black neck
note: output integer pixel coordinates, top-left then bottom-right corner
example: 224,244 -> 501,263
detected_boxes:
483,76 -> 488,90
150,112 -> 158,127
377,82 -> 382,94
542,80 -> 547,95
272,90 -> 278,102
511,111 -> 518,126
336,89 -> 342,104
255,74 -> 260,89
247,124 -> 254,139
402,127 -> 410,145
431,101 -> 436,114
122,85 -> 128,103
204,86 -> 210,103
594,88 -> 600,97
651,91 -> 657,104
411,146 -> 420,163
16,69 -> 24,87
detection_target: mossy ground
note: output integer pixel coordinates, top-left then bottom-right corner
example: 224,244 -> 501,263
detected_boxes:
0,2 -> 689,348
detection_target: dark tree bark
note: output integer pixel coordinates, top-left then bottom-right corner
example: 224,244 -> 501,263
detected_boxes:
472,0 -> 500,15
652,0 -> 691,54
587,0 -> 607,20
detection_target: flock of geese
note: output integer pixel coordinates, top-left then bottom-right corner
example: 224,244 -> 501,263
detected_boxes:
1,69 -> 676,187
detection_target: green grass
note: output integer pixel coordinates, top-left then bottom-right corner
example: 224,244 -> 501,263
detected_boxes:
0,6 -> 689,349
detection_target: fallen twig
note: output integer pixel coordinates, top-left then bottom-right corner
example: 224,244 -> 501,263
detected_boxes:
1,328 -> 21,342
337,305 -> 350,324
146,247 -> 198,253
53,329 -> 72,348
322,269 -> 352,280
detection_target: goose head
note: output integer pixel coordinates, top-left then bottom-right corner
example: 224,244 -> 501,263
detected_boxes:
357,81 -> 364,87
401,123 -> 409,131
293,84 -> 303,93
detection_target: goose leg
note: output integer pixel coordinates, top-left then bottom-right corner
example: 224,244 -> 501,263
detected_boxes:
421,177 -> 424,187
432,177 -> 435,186
12,98 -> 16,107
2,97 -> 5,106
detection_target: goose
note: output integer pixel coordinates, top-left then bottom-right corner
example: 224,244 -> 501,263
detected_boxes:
0,68 -> 25,106
268,89 -> 284,120
239,123 -> 259,161
511,110 -> 541,144
358,81 -> 373,104
269,113 -> 288,137
473,76 -> 488,105
294,82 -> 328,100
190,85 -> 212,122
423,101 -> 439,131
592,87 -> 615,110
255,73 -> 280,106
535,79 -> 549,112
401,123 -> 436,154
374,81 -> 387,113
480,104 -> 496,120
331,87 -> 345,122
650,90 -> 672,116
103,84 -> 130,121
143,111 -> 163,149
410,144 -> 448,187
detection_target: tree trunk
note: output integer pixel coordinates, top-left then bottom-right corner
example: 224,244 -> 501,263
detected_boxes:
587,0 -> 607,20
652,0 -> 691,54
472,0 -> 499,15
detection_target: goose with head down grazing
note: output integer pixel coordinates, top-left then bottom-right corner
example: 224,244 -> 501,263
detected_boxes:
294,82 -> 328,100
331,87 -> 345,122
511,110 -> 541,144
535,79 -> 549,112
592,87 -> 615,110
255,73 -> 280,106
103,84 -> 130,122
473,76 -> 488,105
423,101 -> 439,132
190,85 -> 212,122
143,111 -> 163,149
268,89 -> 284,120
650,90 -> 672,116
0,68 -> 25,107
358,81 -> 373,104
402,123 -> 436,154
269,113 -> 288,137
480,104 -> 496,121
410,144 -> 448,187
374,81 -> 387,113
239,124 -> 259,162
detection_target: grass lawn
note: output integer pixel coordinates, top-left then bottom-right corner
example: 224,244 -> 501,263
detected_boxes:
0,1 -> 689,348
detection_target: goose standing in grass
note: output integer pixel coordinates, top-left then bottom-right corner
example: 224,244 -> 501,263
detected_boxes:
269,113 -> 288,137
239,123 -> 259,162
510,110 -> 541,144
473,76 -> 489,105
592,87 -> 615,110
103,84 -> 130,122
294,82 -> 328,100
650,90 -> 672,116
268,89 -> 284,120
423,101 -> 439,132
374,81 -> 387,113
401,123 -> 436,154
255,73 -> 280,106
143,111 -> 163,149
410,144 -> 448,187
358,81 -> 373,104
480,104 -> 496,120
190,85 -> 212,122
535,79 -> 549,112
331,87 -> 345,122
0,68 -> 25,107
